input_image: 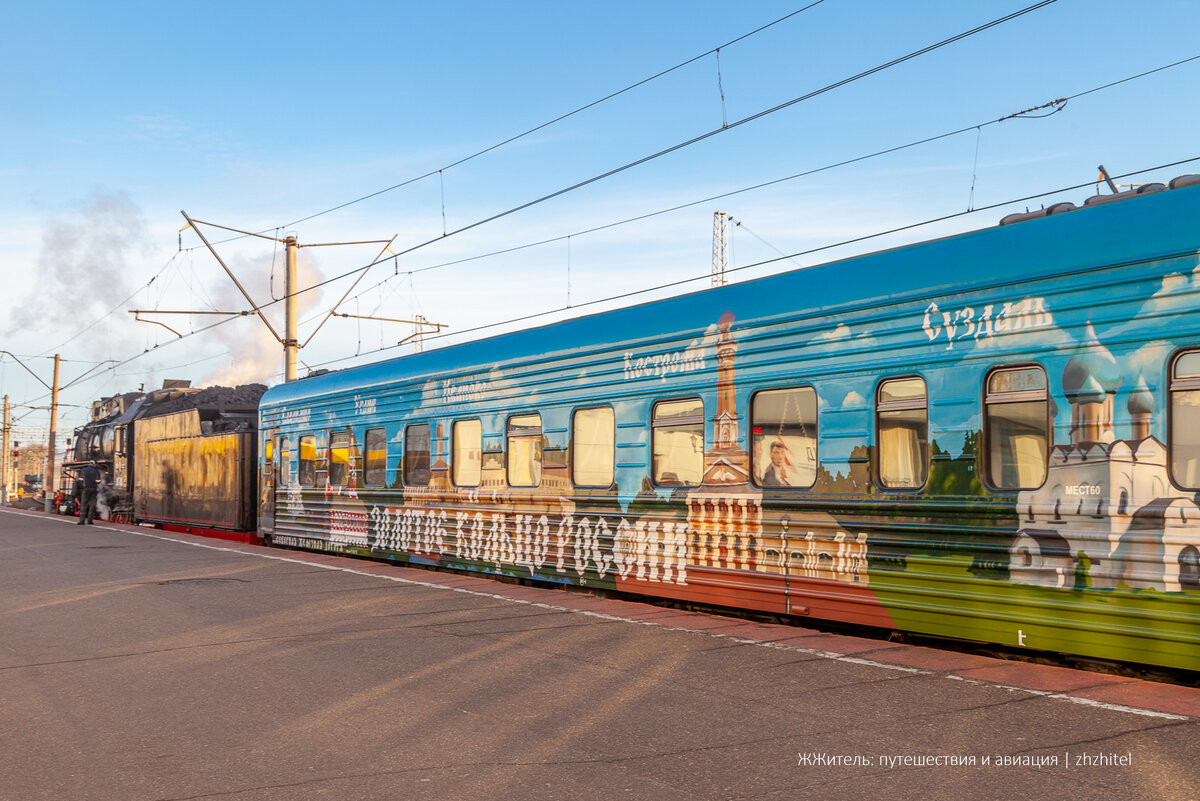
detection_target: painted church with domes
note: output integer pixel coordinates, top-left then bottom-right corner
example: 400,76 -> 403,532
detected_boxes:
1010,325 -> 1200,591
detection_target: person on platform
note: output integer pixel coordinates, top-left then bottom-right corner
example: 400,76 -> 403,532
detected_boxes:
77,461 -> 100,525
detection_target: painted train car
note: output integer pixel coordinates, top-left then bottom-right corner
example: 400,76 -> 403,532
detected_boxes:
259,176 -> 1200,673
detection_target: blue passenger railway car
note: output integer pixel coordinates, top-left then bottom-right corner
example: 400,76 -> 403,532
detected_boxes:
258,175 -> 1200,672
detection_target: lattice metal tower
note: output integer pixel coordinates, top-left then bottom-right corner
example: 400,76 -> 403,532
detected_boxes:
413,314 -> 428,353
711,211 -> 729,287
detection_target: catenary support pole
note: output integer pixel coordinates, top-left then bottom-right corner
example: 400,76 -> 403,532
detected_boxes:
2,394 -> 8,506
43,355 -> 60,514
285,236 -> 298,382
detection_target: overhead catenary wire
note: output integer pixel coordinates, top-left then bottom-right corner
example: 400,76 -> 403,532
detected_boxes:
21,18 -> 1196,401
35,253 -> 180,357
173,2 -> 832,255
1050,52 -> 1200,102
365,0 -> 1059,270
26,63 -> 1200,409
20,153 -> 1200,399
35,5 -> 1186,389
285,155 -> 1200,377
182,0 -> 1049,257
278,1 -> 831,230
313,51 -> 1199,315
127,0 -> 1064,390
257,0 -> 1065,321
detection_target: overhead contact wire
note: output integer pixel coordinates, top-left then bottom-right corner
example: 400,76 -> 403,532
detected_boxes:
279,1 -> 830,229
58,155 -> 1200,390
293,155 -> 1200,374
267,0 -> 1059,312
339,51 -> 1195,294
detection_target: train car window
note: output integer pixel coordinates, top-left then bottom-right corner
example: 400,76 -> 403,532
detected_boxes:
751,388 -> 817,489
1170,350 -> 1200,488
262,435 -> 274,500
507,414 -> 543,487
453,419 -> 482,487
350,434 -> 363,481
652,398 -> 704,487
279,437 -> 291,485
329,430 -> 350,486
877,377 -> 928,489
364,428 -> 387,487
298,435 -> 316,486
572,406 -> 614,487
985,366 -> 1049,490
404,424 -> 431,487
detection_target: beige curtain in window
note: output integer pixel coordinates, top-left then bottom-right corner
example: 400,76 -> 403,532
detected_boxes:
453,420 -> 482,486
1012,433 -> 1048,488
653,428 -> 703,485
1172,391 -> 1200,488
573,408 -> 614,486
880,425 -> 920,488
509,437 -> 542,486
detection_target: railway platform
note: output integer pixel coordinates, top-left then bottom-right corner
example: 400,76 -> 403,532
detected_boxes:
1,506 -> 1197,800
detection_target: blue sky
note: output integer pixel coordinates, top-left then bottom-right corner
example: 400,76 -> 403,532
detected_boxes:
3,0 -> 1199,441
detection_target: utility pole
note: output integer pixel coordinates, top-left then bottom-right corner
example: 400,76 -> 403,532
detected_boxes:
712,211 -> 729,287
43,354 -> 60,514
1,395 -> 8,505
0,352 -> 113,511
285,235 -> 299,381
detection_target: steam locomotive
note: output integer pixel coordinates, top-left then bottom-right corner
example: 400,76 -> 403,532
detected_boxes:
63,382 -> 265,540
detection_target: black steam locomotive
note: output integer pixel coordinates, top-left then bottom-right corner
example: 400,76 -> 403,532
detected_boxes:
64,382 -> 265,539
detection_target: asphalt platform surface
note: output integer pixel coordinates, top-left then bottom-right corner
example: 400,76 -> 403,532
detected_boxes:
1,507 -> 1198,801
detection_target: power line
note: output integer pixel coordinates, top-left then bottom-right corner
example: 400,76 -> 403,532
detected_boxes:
184,0 -> 1052,262
277,2 -> 832,230
19,45 -> 1195,397
318,51 -> 1198,313
1068,52 -> 1200,101
173,3 -> 831,253
251,0 -> 1061,319
40,152 -> 1200,393
375,1 -> 1059,267
36,6 -> 1191,393
290,155 -> 1200,377
35,252 -> 181,357
63,311 -> 257,386
106,350 -> 233,380
110,2 -> 1060,378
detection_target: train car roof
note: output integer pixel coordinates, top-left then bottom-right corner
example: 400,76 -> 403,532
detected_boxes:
261,181 -> 1200,409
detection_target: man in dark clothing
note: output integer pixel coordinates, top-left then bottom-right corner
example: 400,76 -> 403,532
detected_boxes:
760,442 -> 792,487
78,461 -> 100,525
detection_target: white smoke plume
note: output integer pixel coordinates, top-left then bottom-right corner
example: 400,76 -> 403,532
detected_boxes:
8,191 -> 148,356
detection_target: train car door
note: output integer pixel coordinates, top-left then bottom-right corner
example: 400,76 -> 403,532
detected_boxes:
259,428 -> 276,536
